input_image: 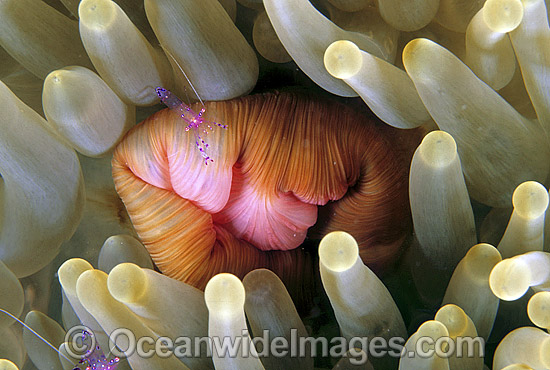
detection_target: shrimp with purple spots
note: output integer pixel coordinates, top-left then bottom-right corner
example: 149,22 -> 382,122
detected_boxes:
155,87 -> 228,165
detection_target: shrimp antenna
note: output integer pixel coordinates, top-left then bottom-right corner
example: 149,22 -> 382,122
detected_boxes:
0,308 -> 73,363
161,46 -> 205,108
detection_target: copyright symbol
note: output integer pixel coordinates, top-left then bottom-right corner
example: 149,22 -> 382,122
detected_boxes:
64,325 -> 96,359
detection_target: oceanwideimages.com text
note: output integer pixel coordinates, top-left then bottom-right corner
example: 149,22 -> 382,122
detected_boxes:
65,325 -> 485,366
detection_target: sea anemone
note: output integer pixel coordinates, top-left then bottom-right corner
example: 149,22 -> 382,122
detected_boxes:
1,0 -> 550,369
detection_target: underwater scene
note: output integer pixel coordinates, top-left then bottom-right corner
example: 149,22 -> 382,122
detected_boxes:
0,0 -> 550,369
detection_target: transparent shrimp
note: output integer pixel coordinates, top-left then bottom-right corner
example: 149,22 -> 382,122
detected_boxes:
71,330 -> 120,370
0,308 -> 120,370
155,87 -> 228,165
156,48 -> 228,165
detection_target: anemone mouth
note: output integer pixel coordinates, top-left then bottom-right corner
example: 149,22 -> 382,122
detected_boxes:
112,91 -> 415,291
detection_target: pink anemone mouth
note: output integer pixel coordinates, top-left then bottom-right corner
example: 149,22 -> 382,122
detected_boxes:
112,91 -> 417,290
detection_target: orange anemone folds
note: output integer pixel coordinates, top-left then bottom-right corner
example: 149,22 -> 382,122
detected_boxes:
112,92 -> 412,289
